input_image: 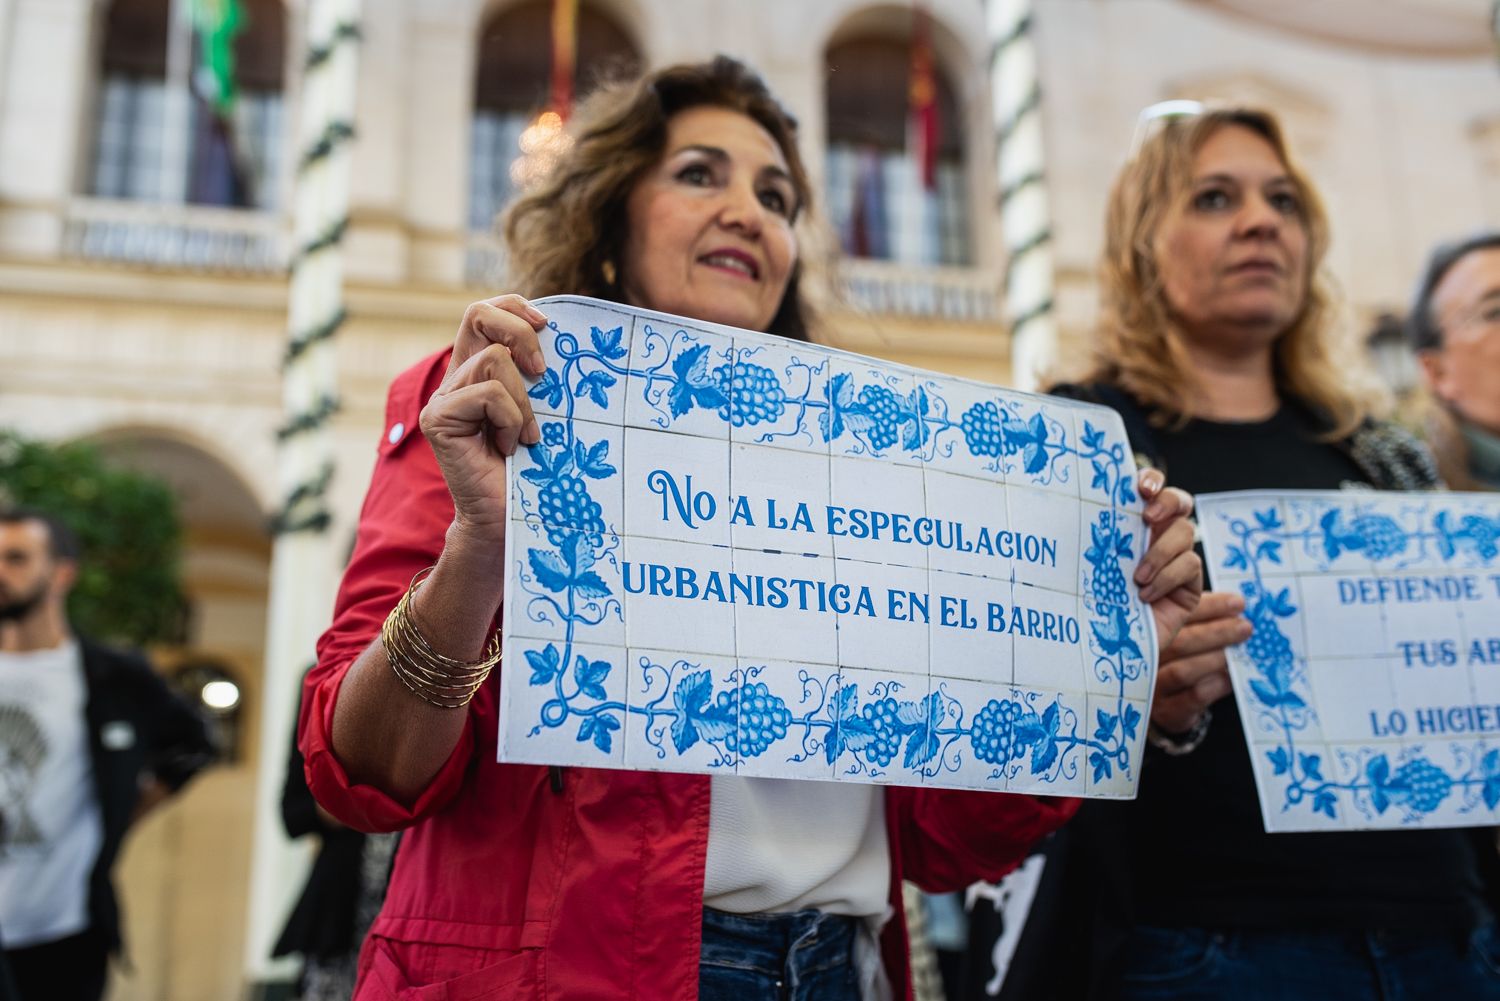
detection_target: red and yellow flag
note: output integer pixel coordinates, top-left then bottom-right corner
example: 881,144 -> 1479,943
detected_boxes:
550,0 -> 579,119
908,1 -> 938,192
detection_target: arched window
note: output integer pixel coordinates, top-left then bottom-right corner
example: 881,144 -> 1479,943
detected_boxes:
825,35 -> 969,266
89,0 -> 286,210
469,1 -> 639,234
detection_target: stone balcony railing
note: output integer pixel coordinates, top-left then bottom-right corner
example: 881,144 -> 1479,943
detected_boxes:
464,230 -> 1001,324
834,258 -> 1001,324
61,198 -> 288,275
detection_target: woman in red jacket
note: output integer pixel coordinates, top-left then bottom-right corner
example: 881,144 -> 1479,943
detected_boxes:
299,56 -> 1202,1001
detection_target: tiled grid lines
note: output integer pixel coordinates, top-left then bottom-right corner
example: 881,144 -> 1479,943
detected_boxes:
501,296 -> 1154,797
1199,489 -> 1500,832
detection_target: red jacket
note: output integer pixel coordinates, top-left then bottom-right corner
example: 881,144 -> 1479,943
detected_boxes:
300,349 -> 1079,1000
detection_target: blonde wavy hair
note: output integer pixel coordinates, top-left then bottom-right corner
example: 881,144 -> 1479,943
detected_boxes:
1083,107 -> 1368,438
502,56 -> 816,341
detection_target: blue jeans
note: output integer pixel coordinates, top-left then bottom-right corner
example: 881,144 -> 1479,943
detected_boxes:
1118,923 -> 1500,1001
698,907 -> 860,1001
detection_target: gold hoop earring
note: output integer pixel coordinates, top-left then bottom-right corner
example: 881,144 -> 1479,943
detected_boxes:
601,259 -> 617,287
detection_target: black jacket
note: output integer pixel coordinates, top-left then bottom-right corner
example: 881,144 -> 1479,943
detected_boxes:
79,638 -> 216,954
271,729 -> 367,960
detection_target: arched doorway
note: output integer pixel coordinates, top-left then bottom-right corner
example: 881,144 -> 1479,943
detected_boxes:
83,428 -> 271,1001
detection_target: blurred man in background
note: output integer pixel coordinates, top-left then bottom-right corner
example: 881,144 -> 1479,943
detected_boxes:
1409,232 -> 1500,492
0,508 -> 215,1001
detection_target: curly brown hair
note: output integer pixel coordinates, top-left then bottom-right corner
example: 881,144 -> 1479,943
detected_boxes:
1080,107 -> 1370,438
503,55 -> 815,341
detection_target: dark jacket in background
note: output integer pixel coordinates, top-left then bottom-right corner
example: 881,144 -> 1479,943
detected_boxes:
272,731 -> 367,961
79,638 -> 216,955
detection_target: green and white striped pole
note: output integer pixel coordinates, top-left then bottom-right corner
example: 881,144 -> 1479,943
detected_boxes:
244,0 -> 361,984
986,0 -> 1056,391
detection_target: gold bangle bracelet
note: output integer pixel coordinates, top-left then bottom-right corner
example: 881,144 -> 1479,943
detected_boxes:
381,567 -> 501,709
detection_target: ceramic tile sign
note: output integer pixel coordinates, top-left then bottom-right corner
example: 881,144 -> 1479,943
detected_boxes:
1197,490 -> 1500,833
499,295 -> 1156,797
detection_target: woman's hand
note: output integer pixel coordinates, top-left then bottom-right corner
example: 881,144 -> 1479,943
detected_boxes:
1133,469 -> 1203,654
1151,590 -> 1251,733
419,295 -> 550,539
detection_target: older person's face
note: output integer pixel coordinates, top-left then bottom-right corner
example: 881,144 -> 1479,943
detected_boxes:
619,106 -> 799,333
1420,247 -> 1500,434
1153,125 -> 1309,357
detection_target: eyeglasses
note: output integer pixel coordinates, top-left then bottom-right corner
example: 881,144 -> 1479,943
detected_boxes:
1128,99 -> 1206,156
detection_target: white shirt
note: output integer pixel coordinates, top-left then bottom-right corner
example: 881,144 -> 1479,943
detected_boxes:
703,775 -> 890,917
0,641 -> 104,947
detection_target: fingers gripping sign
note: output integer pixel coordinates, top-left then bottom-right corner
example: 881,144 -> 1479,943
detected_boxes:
420,295 -> 551,537
1152,590 -> 1253,734
1131,469 -> 1204,657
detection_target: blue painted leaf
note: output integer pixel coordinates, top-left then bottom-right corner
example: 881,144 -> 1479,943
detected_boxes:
591,712 -> 619,753
1371,785 -> 1392,814
574,656 -> 610,701
667,344 -> 713,416
1320,509 -> 1343,560
520,466 -> 551,485
577,439 -> 616,479
896,698 -> 928,727
1094,709 -> 1118,743
834,682 -> 858,720
590,324 -> 627,360
1091,606 -> 1144,659
1042,702 -> 1061,736
1298,752 -> 1323,782
1248,680 -> 1304,709
1256,540 -> 1283,565
1483,776 -> 1500,811
577,716 -> 595,743
1314,791 -> 1337,819
529,549 -> 572,593
1082,420 -> 1104,451
1091,459 -> 1110,492
525,643 -> 561,685
904,726 -> 939,769
1031,736 -> 1059,773
900,412 -> 927,451
694,702 -> 737,742
1255,507 -> 1282,531
1028,412 -> 1048,445
1015,719 -> 1046,746
1117,534 -> 1135,560
1266,746 -> 1291,775
1365,754 -> 1390,785
1090,750 -> 1111,783
1116,477 -> 1136,506
673,671 -> 711,715
563,533 -> 594,572
669,671 -> 710,754
1270,587 -> 1297,617
1000,413 -> 1032,446
830,714 -> 876,765
1121,703 -> 1142,741
1224,547 -> 1248,571
529,368 -> 564,408
529,442 -> 557,476
1485,750 -> 1500,777
1023,441 -> 1048,475
576,371 -> 617,409
571,571 -> 611,600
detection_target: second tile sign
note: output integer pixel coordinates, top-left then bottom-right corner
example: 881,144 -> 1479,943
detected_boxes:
499,296 -> 1156,798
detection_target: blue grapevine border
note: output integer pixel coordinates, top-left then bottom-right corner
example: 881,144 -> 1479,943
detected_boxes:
1217,500 -> 1500,823
509,308 -> 1152,789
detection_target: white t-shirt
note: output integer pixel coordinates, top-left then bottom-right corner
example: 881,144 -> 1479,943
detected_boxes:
0,641 -> 104,947
702,775 -> 890,917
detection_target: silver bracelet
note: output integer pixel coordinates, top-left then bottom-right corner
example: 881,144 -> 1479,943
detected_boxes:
1146,708 -> 1212,756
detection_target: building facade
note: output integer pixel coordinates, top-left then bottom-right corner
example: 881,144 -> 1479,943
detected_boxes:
0,0 -> 1494,997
